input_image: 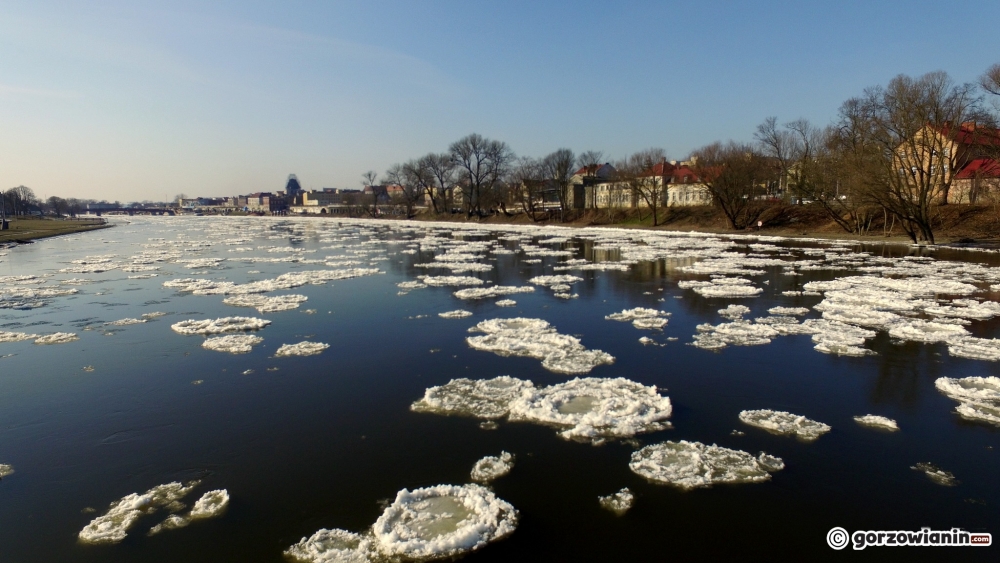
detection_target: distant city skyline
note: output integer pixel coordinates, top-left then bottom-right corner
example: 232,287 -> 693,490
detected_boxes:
2,0 -> 999,202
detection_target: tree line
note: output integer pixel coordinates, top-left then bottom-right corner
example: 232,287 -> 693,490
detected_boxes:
368,62 -> 1000,244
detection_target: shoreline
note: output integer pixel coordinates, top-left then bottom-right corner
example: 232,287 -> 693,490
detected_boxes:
0,218 -> 114,245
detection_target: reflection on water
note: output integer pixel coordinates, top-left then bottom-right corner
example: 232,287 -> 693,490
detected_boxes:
0,217 -> 998,562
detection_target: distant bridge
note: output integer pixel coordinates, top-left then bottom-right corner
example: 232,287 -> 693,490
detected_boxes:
87,207 -> 176,216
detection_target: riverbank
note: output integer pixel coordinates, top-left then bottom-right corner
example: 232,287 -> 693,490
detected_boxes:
405,203 -> 1000,248
0,217 -> 112,244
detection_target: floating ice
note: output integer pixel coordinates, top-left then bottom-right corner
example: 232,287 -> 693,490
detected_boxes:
275,341 -> 330,357
423,276 -> 485,287
439,310 -> 473,319
0,464 -> 12,478
142,311 -> 167,319
0,331 -> 38,343
887,319 -> 968,343
470,452 -> 514,483
629,440 -> 784,490
453,286 -> 534,300
934,376 -> 1000,426
597,488 -> 634,515
202,334 -> 264,354
148,489 -> 229,536
738,409 -> 831,441
507,377 -> 671,442
767,306 -> 809,316
285,528 -> 372,563
222,294 -> 308,313
718,304 -> 750,320
171,317 -> 271,336
79,481 -> 200,544
692,321 -> 778,349
372,484 -> 518,560
605,308 -> 670,330
411,376 -> 533,420
466,318 -> 614,374
686,278 -> 763,298
911,462 -> 958,486
495,299 -> 516,307
189,489 -> 229,519
107,318 -> 147,326
34,332 -> 79,345
853,415 -> 899,431
528,275 -> 582,287
947,337 -> 1000,361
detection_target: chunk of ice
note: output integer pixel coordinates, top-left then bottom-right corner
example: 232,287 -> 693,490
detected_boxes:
202,334 -> 263,354
0,464 -> 13,478
372,484 -> 518,560
275,341 -> 330,357
853,415 -> 899,431
411,376 -> 534,420
911,462 -> 958,486
466,318 -> 614,374
171,317 -> 271,335
598,488 -> 634,515
439,310 -> 473,319
34,332 -> 79,345
629,440 -> 783,490
79,481 -> 200,544
507,377 -> 671,442
738,409 -> 831,441
285,528 -> 372,563
470,452 -> 514,483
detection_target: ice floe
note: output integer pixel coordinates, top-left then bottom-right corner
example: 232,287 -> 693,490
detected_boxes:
0,464 -> 13,478
411,376 -> 533,420
853,415 -> 899,431
285,528 -> 372,563
605,307 -> 670,330
495,299 -> 516,307
439,310 -> 473,319
453,286 -> 534,300
598,488 -> 634,515
372,484 -> 518,560
470,452 -> 514,483
106,318 -> 147,326
911,462 -> 958,486
466,318 -> 614,374
423,276 -> 485,287
222,294 -> 308,313
629,441 -> 784,489
934,376 -> 1000,426
79,481 -> 200,544
171,316 -> 271,335
34,332 -> 79,345
201,334 -> 264,354
738,409 -> 831,441
0,331 -> 38,343
275,341 -> 330,357
507,377 -> 671,442
692,320 -> 778,349
148,489 -> 229,536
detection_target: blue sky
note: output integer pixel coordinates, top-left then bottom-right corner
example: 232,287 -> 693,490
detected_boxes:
2,0 -> 998,201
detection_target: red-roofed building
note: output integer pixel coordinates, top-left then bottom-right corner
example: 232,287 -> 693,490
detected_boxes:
950,157 -> 1000,203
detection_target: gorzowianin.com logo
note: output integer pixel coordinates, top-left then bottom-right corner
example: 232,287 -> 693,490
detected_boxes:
827,526 -> 992,550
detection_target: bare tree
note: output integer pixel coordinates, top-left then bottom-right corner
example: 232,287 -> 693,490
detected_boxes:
7,186 -> 37,216
361,170 -> 379,217
981,63 -> 1000,97
422,153 -> 456,213
833,71 -> 983,243
449,134 -> 514,217
692,141 -> 773,230
541,148 -> 576,220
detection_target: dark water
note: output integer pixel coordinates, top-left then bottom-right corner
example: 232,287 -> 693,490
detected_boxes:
0,218 -> 997,563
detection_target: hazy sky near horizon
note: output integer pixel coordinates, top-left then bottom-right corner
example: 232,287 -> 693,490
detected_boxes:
2,0 -> 999,202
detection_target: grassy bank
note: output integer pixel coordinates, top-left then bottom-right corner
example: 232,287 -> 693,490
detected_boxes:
0,217 -> 112,243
